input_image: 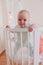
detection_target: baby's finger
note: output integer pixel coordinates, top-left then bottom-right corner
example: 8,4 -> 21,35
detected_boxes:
28,27 -> 33,32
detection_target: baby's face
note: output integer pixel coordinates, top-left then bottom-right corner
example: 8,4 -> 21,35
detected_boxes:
18,12 -> 30,27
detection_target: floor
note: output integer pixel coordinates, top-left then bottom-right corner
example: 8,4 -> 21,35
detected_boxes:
0,51 -> 7,65
0,51 -> 42,65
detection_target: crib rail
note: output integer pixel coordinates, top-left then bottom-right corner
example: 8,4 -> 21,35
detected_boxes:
5,27 -> 43,65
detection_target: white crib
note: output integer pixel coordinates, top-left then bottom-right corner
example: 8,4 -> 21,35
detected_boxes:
5,27 -> 43,65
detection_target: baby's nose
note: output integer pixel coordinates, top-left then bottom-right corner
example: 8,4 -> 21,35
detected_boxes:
22,20 -> 24,23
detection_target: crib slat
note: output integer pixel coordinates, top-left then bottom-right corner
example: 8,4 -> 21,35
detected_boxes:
34,29 -> 40,65
9,32 -> 14,65
21,32 -> 23,65
5,30 -> 11,65
42,37 -> 43,65
28,32 -> 31,65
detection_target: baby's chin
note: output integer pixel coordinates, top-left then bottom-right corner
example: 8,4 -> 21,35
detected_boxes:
19,23 -> 29,28
20,25 -> 26,28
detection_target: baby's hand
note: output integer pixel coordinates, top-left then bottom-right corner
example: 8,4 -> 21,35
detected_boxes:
28,26 -> 33,32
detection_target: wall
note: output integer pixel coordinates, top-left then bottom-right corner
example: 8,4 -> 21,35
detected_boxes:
22,0 -> 43,25
14,0 -> 43,25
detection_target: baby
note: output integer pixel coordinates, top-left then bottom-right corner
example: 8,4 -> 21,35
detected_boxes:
13,10 -> 40,65
18,10 -> 32,31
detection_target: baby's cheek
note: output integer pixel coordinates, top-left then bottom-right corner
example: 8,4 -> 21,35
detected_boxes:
25,21 -> 28,25
18,21 -> 21,25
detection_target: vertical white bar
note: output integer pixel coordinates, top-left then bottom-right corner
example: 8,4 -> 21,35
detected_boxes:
42,45 -> 43,65
33,31 -> 35,64
28,32 -> 30,65
6,0 -> 10,21
14,32 -> 18,65
41,30 -> 43,65
42,42 -> 43,65
34,29 -> 40,65
6,0 -> 15,28
9,31 -> 14,65
5,29 -> 10,65
21,32 -> 23,65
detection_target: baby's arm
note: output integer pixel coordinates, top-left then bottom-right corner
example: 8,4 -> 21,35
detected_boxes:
28,24 -> 39,32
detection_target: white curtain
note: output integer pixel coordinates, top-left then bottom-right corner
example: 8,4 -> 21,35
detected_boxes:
0,0 -> 5,54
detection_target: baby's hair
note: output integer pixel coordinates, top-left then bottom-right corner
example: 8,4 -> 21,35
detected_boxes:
18,9 -> 30,16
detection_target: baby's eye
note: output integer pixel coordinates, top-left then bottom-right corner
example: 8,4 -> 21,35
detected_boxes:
24,19 -> 27,21
18,19 -> 22,21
